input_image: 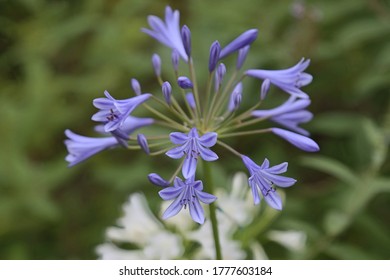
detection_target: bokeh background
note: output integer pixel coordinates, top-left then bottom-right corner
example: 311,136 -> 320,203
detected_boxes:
1,0 -> 389,259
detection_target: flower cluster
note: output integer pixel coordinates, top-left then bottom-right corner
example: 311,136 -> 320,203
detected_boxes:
65,6 -> 319,225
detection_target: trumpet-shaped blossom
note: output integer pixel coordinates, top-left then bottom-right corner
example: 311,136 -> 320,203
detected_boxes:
64,130 -> 119,167
65,116 -> 153,166
142,6 -> 188,62
252,97 -> 313,135
92,90 -> 151,132
245,58 -> 312,99
166,128 -> 218,179
159,176 -> 217,224
242,156 -> 296,210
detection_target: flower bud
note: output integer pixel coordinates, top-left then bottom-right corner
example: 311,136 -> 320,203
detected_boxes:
171,49 -> 180,72
186,92 -> 196,109
162,81 -> 172,105
131,78 -> 141,96
181,25 -> 191,57
261,79 -> 271,100
152,53 -> 161,77
148,173 -> 170,187
137,134 -> 150,154
177,76 -> 193,89
208,41 -> 221,72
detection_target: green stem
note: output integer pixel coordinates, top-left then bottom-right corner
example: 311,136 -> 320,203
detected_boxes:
202,161 -> 222,260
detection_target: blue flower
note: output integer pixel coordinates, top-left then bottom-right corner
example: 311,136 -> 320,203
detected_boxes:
64,130 -> 118,167
246,58 -> 312,99
92,90 -> 151,133
159,176 -> 217,224
219,29 -> 258,59
241,155 -> 296,210
65,116 -> 153,166
166,128 -> 218,179
252,96 -> 313,136
271,128 -> 319,152
142,6 -> 188,62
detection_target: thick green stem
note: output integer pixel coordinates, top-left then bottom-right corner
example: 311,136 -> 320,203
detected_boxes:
202,161 -> 222,260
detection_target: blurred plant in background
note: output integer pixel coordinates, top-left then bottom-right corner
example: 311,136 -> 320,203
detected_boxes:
0,0 -> 389,259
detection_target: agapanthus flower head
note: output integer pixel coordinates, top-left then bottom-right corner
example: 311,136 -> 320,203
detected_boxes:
92,90 -> 151,132
65,5 -> 319,236
159,176 -> 217,224
142,6 -> 188,62
246,58 -> 312,99
241,155 -> 296,210
166,128 -> 218,179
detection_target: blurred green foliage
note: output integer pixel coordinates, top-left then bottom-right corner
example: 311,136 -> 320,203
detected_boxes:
0,0 -> 389,259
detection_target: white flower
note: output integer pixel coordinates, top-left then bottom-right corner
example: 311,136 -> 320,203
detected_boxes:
96,193 -> 184,260
267,230 -> 307,252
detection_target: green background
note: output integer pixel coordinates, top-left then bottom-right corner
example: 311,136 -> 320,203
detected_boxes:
0,0 -> 389,259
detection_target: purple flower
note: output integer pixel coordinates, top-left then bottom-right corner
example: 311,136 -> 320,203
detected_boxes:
64,130 -> 118,167
171,49 -> 180,72
252,97 -> 313,135
209,41 -> 221,72
272,128 -> 319,152
242,155 -> 296,210
162,81 -> 172,105
130,78 -> 141,96
228,82 -> 243,112
152,53 -> 161,77
246,58 -> 313,99
215,63 -> 226,91
66,116 -> 154,167
236,45 -> 250,70
137,134 -> 149,154
92,90 -> 151,133
166,128 -> 218,179
181,25 -> 191,57
148,173 -> 170,187
159,176 -> 217,224
142,6 -> 188,62
219,29 -> 258,59
177,76 -> 193,89
186,92 -> 196,109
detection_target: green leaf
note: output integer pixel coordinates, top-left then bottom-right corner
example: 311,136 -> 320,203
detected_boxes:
300,156 -> 358,186
323,210 -> 350,236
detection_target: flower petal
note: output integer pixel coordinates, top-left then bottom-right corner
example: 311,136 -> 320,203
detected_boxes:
159,187 -> 183,200
198,144 -> 219,161
170,132 -> 188,144
195,190 -> 217,204
161,197 -> 184,220
198,132 -> 218,147
189,199 -> 205,224
182,155 -> 198,179
166,144 -> 187,159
